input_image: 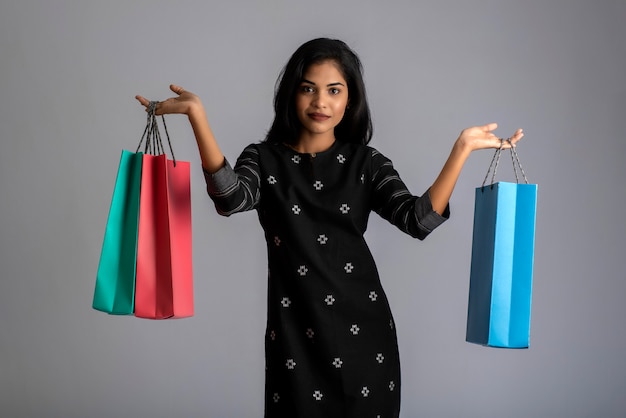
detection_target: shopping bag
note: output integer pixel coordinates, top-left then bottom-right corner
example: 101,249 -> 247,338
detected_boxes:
93,150 -> 143,315
134,104 -> 194,319
466,141 -> 537,348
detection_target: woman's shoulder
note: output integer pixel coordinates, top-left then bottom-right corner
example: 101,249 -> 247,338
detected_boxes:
244,141 -> 291,157
340,142 -> 390,163
335,141 -> 375,155
237,141 -> 280,156
236,142 -> 293,166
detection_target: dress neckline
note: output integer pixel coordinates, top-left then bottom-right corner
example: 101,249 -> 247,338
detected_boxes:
281,140 -> 338,158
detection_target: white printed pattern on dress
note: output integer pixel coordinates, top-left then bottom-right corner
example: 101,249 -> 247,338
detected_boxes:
254,149 -> 404,409
297,265 -> 308,276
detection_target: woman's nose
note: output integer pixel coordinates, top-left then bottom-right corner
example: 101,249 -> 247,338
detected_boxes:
311,92 -> 326,107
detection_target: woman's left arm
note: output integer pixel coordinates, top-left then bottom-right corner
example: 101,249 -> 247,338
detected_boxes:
429,123 -> 524,215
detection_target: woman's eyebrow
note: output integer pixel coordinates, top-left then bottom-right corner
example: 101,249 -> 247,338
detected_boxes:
301,79 -> 346,87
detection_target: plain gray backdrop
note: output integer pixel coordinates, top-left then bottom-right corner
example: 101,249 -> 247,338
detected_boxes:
1,0 -> 625,417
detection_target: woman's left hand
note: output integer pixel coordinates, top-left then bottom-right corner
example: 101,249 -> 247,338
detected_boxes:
428,122 -> 524,214
457,123 -> 524,152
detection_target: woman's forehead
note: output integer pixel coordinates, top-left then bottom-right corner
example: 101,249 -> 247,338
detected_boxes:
302,60 -> 347,83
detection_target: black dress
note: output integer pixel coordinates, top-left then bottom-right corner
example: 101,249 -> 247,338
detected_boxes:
204,141 -> 448,418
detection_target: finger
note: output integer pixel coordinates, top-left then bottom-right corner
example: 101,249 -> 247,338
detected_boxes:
170,84 -> 185,95
503,132 -> 524,148
481,122 -> 498,133
135,95 -> 150,107
510,129 -> 524,146
152,100 -> 166,116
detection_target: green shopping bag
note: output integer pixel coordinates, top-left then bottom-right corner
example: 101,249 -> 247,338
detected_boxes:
93,150 -> 143,314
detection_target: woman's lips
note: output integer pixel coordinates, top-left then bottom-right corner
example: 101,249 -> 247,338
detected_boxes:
308,113 -> 330,121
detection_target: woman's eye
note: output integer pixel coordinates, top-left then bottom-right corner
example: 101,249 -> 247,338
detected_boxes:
330,88 -> 340,95
301,86 -> 314,93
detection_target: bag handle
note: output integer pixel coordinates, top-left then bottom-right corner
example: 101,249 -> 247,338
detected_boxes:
136,101 -> 177,166
481,138 -> 529,190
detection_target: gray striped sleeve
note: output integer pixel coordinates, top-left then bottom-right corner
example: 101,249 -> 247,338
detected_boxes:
371,148 -> 449,240
204,159 -> 238,197
203,145 -> 261,216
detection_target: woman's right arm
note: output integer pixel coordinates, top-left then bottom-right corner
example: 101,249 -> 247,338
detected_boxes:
137,85 -> 260,216
135,84 -> 225,173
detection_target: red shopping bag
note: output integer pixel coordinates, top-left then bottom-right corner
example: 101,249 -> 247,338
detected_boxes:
135,154 -> 194,319
134,102 -> 194,319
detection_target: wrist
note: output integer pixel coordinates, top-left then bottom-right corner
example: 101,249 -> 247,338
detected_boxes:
187,100 -> 206,120
453,136 -> 473,156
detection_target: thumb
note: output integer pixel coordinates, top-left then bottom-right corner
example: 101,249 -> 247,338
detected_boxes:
170,84 -> 185,95
481,122 -> 498,133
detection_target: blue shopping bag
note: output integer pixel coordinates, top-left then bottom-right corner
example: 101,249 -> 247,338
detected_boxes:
466,142 -> 537,348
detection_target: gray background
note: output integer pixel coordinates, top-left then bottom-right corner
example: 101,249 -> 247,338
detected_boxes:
1,0 -> 625,417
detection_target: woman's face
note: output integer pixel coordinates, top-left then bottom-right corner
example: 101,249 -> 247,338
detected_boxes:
295,60 -> 349,141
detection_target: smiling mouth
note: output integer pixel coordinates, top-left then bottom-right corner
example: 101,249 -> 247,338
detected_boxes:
308,113 -> 330,121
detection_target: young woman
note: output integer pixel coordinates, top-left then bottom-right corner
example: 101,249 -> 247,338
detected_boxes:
136,38 -> 523,418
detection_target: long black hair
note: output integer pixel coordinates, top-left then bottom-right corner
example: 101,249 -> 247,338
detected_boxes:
264,38 -> 373,145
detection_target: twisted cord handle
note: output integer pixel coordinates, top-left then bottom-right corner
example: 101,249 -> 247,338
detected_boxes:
509,142 -> 528,184
481,138 -> 529,190
135,101 -> 177,166
481,139 -> 506,189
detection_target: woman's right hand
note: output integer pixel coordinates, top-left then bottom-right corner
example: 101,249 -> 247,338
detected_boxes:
135,84 -> 202,116
137,84 -> 225,173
